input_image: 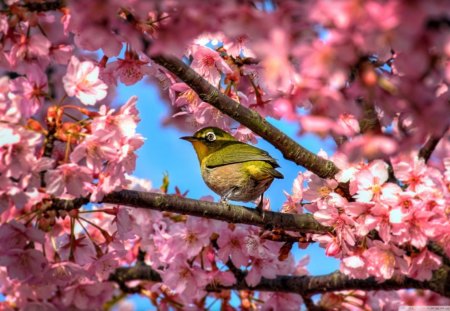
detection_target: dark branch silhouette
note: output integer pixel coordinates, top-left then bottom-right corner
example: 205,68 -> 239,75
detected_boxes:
418,127 -> 449,163
98,190 -> 330,234
109,263 -> 450,298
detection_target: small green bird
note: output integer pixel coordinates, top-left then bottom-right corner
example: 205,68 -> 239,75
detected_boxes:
181,127 -> 283,210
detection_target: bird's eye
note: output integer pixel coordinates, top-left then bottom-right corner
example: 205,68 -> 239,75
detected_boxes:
205,132 -> 216,142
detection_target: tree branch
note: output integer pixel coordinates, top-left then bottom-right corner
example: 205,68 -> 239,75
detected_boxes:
52,190 -> 450,267
151,54 -> 340,179
100,190 -> 330,234
23,1 -> 64,12
109,263 -> 450,298
418,127 -> 449,163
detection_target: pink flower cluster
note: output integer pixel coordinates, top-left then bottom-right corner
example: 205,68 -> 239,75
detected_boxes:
0,0 -> 449,309
283,154 -> 449,282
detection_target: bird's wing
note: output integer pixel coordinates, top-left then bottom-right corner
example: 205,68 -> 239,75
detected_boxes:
205,142 -> 280,168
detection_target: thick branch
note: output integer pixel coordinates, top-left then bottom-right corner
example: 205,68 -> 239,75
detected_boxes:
109,264 -> 450,298
100,190 -> 330,234
52,190 -> 450,266
151,54 -> 339,179
23,1 -> 64,12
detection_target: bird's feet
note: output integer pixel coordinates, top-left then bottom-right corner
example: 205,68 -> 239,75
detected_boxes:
256,194 -> 265,219
220,197 -> 231,208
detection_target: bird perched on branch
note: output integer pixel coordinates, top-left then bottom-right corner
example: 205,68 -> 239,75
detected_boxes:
181,127 -> 283,212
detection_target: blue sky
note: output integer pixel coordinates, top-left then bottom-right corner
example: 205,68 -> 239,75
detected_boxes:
113,80 -> 340,309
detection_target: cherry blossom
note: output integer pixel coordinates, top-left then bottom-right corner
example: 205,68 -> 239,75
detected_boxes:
190,44 -> 233,85
0,0 -> 448,309
63,56 -> 108,106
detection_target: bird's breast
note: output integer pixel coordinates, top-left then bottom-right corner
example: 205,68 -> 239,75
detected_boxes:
201,162 -> 275,202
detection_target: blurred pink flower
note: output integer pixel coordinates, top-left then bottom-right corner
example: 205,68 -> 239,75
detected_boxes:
61,281 -> 115,310
190,45 -> 232,84
0,220 -> 45,252
341,135 -> 398,162
408,249 -> 441,281
259,292 -> 303,311
0,249 -> 47,280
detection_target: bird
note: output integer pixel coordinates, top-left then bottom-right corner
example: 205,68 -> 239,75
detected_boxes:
181,127 -> 283,211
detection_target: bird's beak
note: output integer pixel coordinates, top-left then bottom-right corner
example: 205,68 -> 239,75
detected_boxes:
180,136 -> 199,142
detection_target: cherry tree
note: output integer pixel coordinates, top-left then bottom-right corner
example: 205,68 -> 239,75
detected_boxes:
0,0 -> 449,310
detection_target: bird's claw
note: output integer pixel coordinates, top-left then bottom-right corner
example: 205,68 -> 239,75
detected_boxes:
256,196 -> 266,220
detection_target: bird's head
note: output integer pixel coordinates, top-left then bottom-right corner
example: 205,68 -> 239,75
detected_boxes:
180,127 -> 237,163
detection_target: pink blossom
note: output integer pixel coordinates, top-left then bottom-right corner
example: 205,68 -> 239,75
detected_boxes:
341,135 -> 398,162
21,302 -> 58,311
273,98 -> 297,121
366,291 -> 401,311
8,33 -> 51,67
70,130 -> 118,171
391,207 -> 440,249
63,56 -> 108,105
190,45 -> 232,84
167,216 -> 213,260
341,253 -> 369,279
208,270 -> 236,287
398,289 -> 450,306
0,249 -> 47,280
44,262 -> 88,287
61,281 -> 115,310
352,160 -> 400,203
393,154 -> 434,192
107,52 -> 154,86
88,250 -> 125,280
10,65 -> 48,118
314,193 -> 356,250
336,113 -> 360,136
259,292 -> 303,311
57,234 -> 97,265
314,234 -> 342,257
282,172 -> 305,213
1,127 -> 42,180
364,241 -> 408,280
0,220 -> 45,252
345,201 -> 378,237
223,34 -> 254,57
233,125 -> 258,144
160,256 -> 209,301
246,257 -> 278,286
253,28 -> 295,92
299,115 -> 337,137
408,249 -> 441,281
114,207 -> 135,240
45,163 -> 92,198
303,173 -> 338,202
217,226 -> 251,267
170,83 -> 203,113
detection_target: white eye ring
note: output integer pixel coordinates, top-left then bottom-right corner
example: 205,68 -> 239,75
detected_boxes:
205,132 -> 216,142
